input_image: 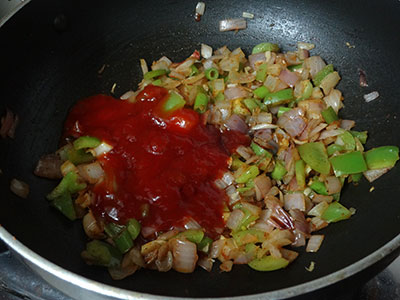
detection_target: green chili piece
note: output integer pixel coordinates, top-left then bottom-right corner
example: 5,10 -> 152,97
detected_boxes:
232,229 -> 266,246
51,193 -> 77,221
190,64 -> 199,76
257,156 -> 272,171
163,92 -> 186,112
73,136 -> 101,150
205,67 -> 219,80
251,142 -> 272,157
364,146 -> 399,170
252,42 -> 280,54
85,240 -> 122,267
336,131 -> 356,152
197,236 -> 213,253
329,151 -> 367,176
271,160 -> 287,181
248,255 -> 289,271
255,63 -> 268,82
309,179 -> 329,195
152,79 -> 162,86
243,98 -> 259,112
144,69 -> 167,80
194,92 -> 209,113
47,171 -> 86,200
67,148 -> 95,165
253,85 -> 270,99
236,165 -> 260,184
277,106 -> 291,118
104,223 -> 125,239
288,63 -> 303,71
264,88 -> 294,106
255,99 -> 268,111
177,229 -> 204,244
327,144 -> 344,156
237,187 -> 252,193
295,159 -> 306,189
298,142 -> 331,175
114,230 -> 134,254
321,106 -> 339,124
321,202 -> 351,223
126,218 -> 141,240
313,64 -> 334,86
350,131 -> 368,144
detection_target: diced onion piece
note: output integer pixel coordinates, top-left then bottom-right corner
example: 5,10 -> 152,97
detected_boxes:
363,167 -> 390,182
340,119 -> 355,130
10,178 -> 29,199
242,12 -> 254,19
305,56 -> 326,78
61,160 -> 77,177
297,42 -> 315,51
277,107 -> 307,138
219,18 -> 247,32
306,235 -> 324,252
198,257 -> 213,272
220,260 -> 233,272
325,176 -> 341,194
222,172 -> 235,186
279,69 -> 300,87
363,91 -> 379,102
253,174 -> 272,201
323,89 -> 342,113
184,218 -> 202,230
308,201 -> 329,217
140,58 -> 148,75
120,90 -> 136,100
284,193 -> 306,211
93,142 -> 113,157
201,43 -> 213,59
225,114 -> 249,134
77,161 -> 104,184
242,202 -> 261,216
171,239 -> 198,273
34,154 -> 63,179
226,185 -> 240,205
226,209 -> 245,230
224,85 -> 249,100
305,261 -> 316,272
83,211 -> 104,239
195,2 -> 206,15
320,72 -> 341,95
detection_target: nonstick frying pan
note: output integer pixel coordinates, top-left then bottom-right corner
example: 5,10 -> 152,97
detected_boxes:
0,0 -> 399,299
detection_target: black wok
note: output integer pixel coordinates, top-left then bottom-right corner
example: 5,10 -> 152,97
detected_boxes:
0,0 -> 399,298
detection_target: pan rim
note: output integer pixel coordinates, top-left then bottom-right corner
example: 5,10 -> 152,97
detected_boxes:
1,1 -> 400,299
1,225 -> 400,299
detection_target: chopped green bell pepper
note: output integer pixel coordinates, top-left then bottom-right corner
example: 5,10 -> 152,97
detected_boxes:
144,69 -> 168,80
264,88 -> 294,106
252,42 -> 280,54
176,229 -> 204,244
67,148 -> 95,165
336,131 -> 355,152
163,92 -> 186,113
51,193 -> 77,221
194,92 -> 209,113
190,64 -> 199,76
85,240 -> 122,267
309,179 -> 329,195
277,106 -> 291,118
329,151 -> 367,176
321,106 -> 339,124
152,79 -> 162,86
114,230 -> 134,254
104,222 -> 125,239
313,64 -> 334,86
126,218 -> 141,240
321,202 -> 351,223
271,160 -> 287,180
350,131 -> 368,144
295,159 -> 306,189
288,63 -> 303,71
251,142 -> 272,157
47,171 -> 86,200
73,136 -> 101,150
236,165 -> 260,184
298,142 -> 331,175
253,85 -> 269,98
232,229 -> 265,246
327,144 -> 344,156
197,236 -> 213,252
248,255 -> 289,271
256,64 -> 268,82
243,98 -> 259,112
364,146 -> 399,170
235,208 -> 258,231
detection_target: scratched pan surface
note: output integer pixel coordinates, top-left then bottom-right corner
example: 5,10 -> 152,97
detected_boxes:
0,0 -> 399,298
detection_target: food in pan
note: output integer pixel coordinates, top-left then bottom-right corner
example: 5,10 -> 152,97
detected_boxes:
35,42 -> 399,279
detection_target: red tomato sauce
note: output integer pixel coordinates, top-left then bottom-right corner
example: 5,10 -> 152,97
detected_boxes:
64,85 -> 249,237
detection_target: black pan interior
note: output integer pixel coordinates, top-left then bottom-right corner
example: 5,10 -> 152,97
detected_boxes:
0,0 -> 399,297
